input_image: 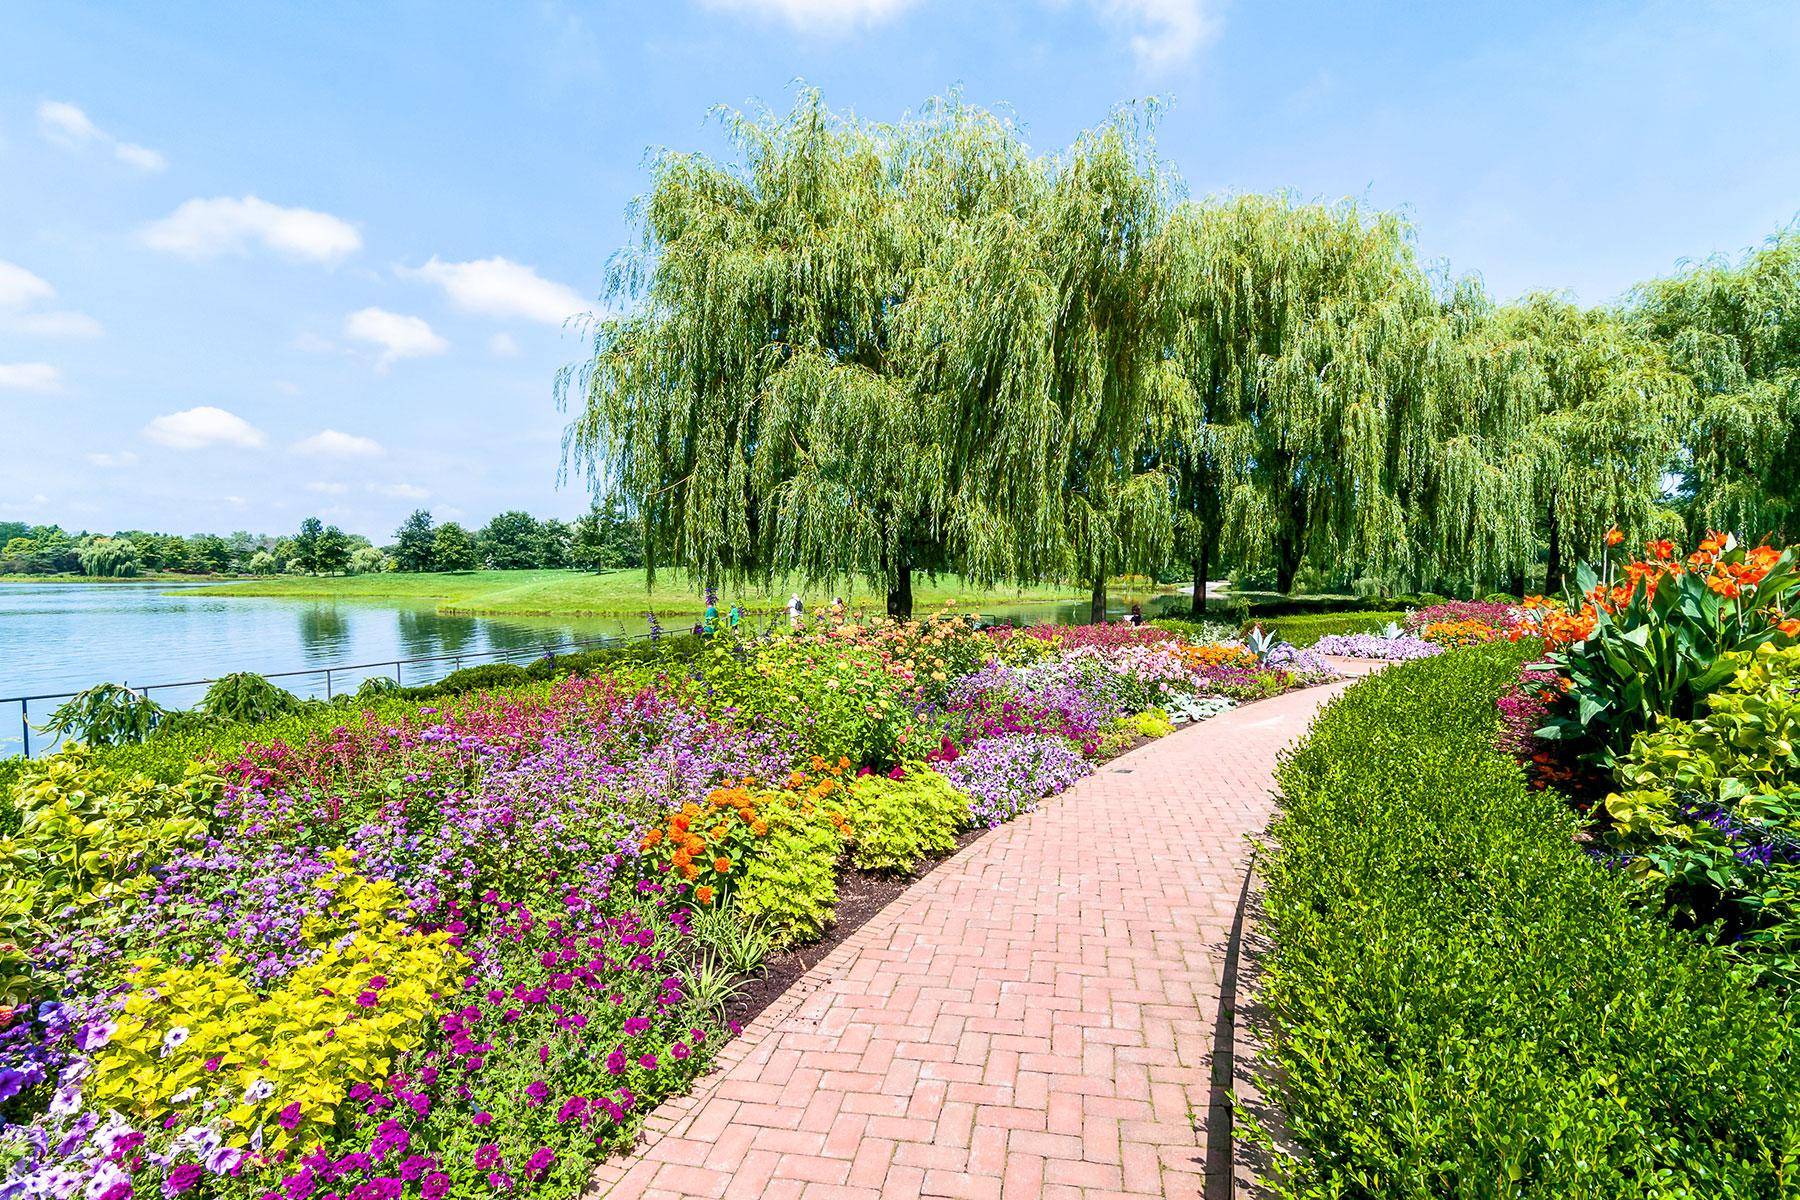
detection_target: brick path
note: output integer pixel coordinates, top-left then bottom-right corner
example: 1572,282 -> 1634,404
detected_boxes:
588,669 -> 1374,1200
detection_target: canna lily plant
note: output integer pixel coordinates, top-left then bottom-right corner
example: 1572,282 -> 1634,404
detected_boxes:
1534,535 -> 1800,765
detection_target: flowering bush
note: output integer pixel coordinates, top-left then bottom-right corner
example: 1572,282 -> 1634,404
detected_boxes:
1420,619 -> 1503,648
1312,633 -> 1441,660
935,734 -> 1093,828
1403,600 -> 1521,633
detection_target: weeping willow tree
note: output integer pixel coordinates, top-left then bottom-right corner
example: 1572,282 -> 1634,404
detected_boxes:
559,91 -> 1047,617
561,90 -> 1182,619
1628,229 -> 1800,543
1161,195 -> 1449,595
1474,296 -> 1690,591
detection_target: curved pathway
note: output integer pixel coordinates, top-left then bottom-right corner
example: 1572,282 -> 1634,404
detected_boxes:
588,665 -> 1376,1200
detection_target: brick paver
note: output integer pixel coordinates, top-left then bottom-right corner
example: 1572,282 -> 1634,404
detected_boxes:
587,668 -> 1374,1200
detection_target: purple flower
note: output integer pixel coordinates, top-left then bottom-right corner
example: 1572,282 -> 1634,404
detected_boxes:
277,1102 -> 303,1130
163,1166 -> 203,1198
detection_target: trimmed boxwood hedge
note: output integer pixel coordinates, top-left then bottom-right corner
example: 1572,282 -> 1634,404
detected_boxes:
1255,642 -> 1800,1197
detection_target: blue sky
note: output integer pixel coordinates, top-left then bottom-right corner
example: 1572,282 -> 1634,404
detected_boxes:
3,0 -> 1798,541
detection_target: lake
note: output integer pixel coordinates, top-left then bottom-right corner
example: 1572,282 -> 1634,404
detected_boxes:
0,581 -> 1120,757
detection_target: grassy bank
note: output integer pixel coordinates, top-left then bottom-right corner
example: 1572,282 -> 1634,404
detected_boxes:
186,569 -> 1099,618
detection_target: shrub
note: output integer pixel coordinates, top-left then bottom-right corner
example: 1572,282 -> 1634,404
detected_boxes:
839,766 -> 966,872
199,671 -> 302,723
37,683 -> 167,746
1255,642 -> 1800,1196
406,661 -> 530,698
730,794 -> 842,944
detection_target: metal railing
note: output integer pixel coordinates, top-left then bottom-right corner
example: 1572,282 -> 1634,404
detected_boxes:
4,631 -> 661,759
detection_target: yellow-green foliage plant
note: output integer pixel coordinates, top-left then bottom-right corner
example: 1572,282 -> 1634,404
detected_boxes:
729,795 -> 843,945
839,765 -> 966,873
0,748 -> 219,1000
88,851 -> 468,1153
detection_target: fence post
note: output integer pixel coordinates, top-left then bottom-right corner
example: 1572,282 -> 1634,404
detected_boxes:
394,660 -> 402,686
325,668 -> 333,700
21,698 -> 29,759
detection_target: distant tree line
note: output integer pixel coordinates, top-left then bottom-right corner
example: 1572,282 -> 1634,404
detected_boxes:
0,500 -> 644,578
390,500 -> 643,573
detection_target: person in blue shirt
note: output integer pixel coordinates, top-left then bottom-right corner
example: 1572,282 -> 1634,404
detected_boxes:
728,603 -> 744,632
702,600 -> 719,636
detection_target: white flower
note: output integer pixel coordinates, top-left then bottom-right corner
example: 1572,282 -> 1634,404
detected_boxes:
59,1060 -> 91,1087
160,1026 -> 190,1056
48,1086 -> 82,1117
243,1079 -> 275,1103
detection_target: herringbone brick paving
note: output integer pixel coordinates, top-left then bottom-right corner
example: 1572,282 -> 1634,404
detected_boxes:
586,666 -> 1373,1200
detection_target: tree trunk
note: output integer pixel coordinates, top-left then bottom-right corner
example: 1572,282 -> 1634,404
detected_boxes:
1545,505 -> 1564,595
1188,538 -> 1212,616
1089,576 -> 1107,625
1275,550 -> 1301,597
887,558 -> 913,621
1509,568 -> 1527,599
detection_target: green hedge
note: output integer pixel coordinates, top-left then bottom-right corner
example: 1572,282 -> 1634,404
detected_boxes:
1243,611 -> 1407,645
1256,643 -> 1800,1196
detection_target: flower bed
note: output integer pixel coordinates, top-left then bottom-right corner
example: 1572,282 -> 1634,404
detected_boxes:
1310,632 -> 1441,660
0,615 -> 1328,1200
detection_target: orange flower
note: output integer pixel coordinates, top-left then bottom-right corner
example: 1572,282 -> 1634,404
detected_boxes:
1646,538 -> 1675,561
681,862 -> 699,881
695,885 -> 715,905
1779,617 -> 1800,638
642,828 -> 664,849
751,820 -> 768,836
1605,526 -> 1623,547
713,856 -> 731,874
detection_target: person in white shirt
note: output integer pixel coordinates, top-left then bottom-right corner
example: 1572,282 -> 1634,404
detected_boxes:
787,593 -> 805,631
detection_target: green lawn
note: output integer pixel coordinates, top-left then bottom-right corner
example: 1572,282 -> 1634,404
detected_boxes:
186,569 -> 1097,618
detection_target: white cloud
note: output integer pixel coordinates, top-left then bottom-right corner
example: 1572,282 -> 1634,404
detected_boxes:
489,332 -> 520,357
0,362 -> 63,392
401,256 -> 587,325
36,100 -> 101,146
370,482 -> 430,499
143,406 -> 267,450
343,307 -> 447,367
9,311 -> 104,338
85,450 -> 139,468
36,100 -> 167,171
306,481 -> 351,495
113,142 -> 168,172
294,429 -> 385,458
0,260 -> 103,339
141,196 -> 361,265
702,0 -> 919,29
0,261 -> 55,309
1097,0 -> 1220,71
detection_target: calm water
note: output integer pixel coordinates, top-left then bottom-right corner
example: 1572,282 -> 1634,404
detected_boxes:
0,581 -> 1116,756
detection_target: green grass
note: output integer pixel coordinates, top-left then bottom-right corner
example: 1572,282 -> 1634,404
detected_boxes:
185,569 -> 1098,618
